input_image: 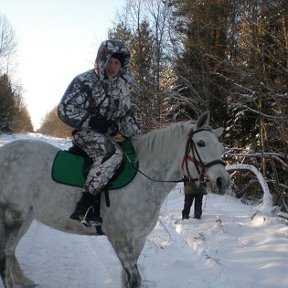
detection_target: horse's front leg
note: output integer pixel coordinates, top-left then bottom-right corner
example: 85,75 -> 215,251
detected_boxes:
109,235 -> 146,288
12,255 -> 37,287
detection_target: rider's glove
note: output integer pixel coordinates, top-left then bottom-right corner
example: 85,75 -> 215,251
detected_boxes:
89,117 -> 114,133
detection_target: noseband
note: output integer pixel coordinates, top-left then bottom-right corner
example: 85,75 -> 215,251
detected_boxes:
181,128 -> 226,182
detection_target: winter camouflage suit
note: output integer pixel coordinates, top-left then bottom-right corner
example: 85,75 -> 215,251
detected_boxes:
58,40 -> 142,195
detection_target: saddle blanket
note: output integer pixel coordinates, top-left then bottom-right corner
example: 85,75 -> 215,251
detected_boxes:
51,139 -> 138,190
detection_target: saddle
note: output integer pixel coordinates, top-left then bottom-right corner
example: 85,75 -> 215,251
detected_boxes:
52,139 -> 138,234
51,138 -> 138,190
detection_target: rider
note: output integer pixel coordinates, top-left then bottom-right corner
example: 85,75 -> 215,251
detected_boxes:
57,39 -> 143,226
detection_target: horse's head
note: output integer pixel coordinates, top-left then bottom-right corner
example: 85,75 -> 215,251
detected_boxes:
182,111 -> 230,194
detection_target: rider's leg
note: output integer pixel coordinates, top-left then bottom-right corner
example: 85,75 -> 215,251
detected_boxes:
70,130 -> 122,225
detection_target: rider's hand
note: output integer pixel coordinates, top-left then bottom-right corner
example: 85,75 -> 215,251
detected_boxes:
89,117 -> 114,133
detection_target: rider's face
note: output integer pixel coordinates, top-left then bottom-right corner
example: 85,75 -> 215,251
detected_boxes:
105,57 -> 122,78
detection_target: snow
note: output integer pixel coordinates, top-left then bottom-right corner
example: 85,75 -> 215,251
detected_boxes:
0,133 -> 287,288
226,163 -> 273,214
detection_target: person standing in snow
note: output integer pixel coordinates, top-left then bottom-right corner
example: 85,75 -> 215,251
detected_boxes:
182,176 -> 206,220
58,40 -> 142,226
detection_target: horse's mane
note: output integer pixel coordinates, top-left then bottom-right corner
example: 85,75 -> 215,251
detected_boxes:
134,121 -> 196,160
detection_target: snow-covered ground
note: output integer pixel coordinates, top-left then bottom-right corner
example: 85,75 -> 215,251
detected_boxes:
0,133 -> 287,288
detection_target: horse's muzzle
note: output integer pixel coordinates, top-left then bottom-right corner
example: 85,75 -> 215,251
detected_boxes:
207,167 -> 231,195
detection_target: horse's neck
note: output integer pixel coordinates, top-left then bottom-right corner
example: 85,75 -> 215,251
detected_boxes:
133,122 -> 189,182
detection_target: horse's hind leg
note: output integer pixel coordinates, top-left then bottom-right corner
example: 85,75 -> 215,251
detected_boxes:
109,235 -> 146,288
0,221 -> 16,287
0,206 -> 35,288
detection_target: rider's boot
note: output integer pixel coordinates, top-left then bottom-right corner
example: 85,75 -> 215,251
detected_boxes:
70,192 -> 103,227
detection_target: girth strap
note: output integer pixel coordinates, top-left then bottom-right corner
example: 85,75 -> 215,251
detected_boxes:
94,189 -> 110,236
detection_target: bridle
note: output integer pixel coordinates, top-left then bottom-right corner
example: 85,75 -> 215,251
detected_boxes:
181,128 -> 226,183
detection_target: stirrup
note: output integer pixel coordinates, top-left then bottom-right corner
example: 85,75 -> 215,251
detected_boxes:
80,206 -> 103,227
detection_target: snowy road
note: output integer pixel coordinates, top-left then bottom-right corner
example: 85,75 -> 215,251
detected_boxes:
9,191 -> 287,288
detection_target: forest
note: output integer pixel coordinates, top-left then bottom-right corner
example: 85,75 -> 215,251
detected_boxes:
0,0 -> 287,211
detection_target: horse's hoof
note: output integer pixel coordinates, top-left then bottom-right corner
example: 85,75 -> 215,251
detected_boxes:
13,282 -> 39,288
26,284 -> 39,288
141,280 -> 156,287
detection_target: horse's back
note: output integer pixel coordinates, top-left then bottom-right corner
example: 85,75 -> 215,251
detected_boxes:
0,139 -> 59,201
0,139 -> 58,168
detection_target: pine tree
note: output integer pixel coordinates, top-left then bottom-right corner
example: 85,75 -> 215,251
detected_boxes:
0,74 -> 15,132
38,107 -> 72,138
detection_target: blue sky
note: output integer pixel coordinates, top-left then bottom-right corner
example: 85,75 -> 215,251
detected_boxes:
1,0 -> 125,129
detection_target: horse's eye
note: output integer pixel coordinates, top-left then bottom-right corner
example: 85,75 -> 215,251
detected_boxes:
197,140 -> 205,147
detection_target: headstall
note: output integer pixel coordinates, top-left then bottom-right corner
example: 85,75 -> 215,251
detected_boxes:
181,128 -> 225,182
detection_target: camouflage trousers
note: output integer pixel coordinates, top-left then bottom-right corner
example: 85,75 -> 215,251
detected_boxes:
73,129 -> 123,195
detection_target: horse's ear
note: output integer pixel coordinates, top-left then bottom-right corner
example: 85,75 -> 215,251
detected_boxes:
214,127 -> 224,138
197,111 -> 210,128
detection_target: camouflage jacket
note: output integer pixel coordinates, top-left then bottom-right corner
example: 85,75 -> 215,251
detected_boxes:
57,40 -> 142,138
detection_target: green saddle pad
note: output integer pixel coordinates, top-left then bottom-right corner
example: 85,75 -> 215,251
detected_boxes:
51,139 -> 138,190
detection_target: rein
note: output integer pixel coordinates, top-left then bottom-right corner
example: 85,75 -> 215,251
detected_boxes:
125,128 -> 225,184
132,166 -> 183,183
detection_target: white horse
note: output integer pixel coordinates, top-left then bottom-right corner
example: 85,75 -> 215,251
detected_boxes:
0,112 -> 230,288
